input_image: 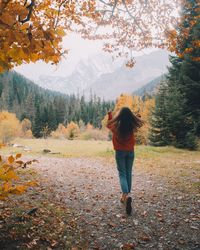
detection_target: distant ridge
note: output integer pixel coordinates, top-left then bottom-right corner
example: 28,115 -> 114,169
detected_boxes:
0,71 -> 69,121
133,75 -> 166,97
0,71 -> 114,136
36,50 -> 170,100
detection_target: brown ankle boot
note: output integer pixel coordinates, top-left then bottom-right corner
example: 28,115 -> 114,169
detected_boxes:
120,194 -> 128,203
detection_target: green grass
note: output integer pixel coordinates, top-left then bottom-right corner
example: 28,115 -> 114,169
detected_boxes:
1,138 -> 199,158
1,138 -> 199,193
0,138 -> 114,157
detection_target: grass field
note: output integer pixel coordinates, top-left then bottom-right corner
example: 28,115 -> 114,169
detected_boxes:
1,138 -> 199,192
0,138 -> 113,157
1,138 -> 200,158
1,139 -> 199,248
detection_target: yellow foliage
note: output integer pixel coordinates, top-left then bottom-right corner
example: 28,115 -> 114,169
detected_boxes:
0,0 -> 100,72
86,123 -> 94,130
51,124 -> 68,139
165,2 -> 199,60
66,122 -> 80,139
3,170 -> 19,181
0,111 -> 22,143
135,98 -> 155,144
0,154 -> 38,200
114,94 -> 134,113
16,153 -> 22,159
51,122 -> 80,139
21,118 -> 32,138
102,94 -> 155,144
8,155 -> 15,164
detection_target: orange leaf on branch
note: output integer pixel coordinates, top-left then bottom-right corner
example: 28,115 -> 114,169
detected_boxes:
0,153 -> 38,200
0,0 -> 182,72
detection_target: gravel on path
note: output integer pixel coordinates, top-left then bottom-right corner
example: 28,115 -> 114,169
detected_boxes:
33,156 -> 200,250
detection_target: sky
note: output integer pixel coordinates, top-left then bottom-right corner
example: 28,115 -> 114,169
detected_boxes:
15,33 -> 153,82
15,33 -> 105,82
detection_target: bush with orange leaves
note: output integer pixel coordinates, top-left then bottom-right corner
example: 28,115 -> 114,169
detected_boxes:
51,122 -> 80,140
66,121 -> 80,139
0,151 -> 38,200
0,111 -> 22,144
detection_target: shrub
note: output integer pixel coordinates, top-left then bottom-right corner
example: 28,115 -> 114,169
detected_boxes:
51,124 -> 68,139
80,129 -> 109,141
0,111 -> 21,143
175,131 -> 199,150
66,122 -> 79,139
0,152 -> 38,200
20,118 -> 33,138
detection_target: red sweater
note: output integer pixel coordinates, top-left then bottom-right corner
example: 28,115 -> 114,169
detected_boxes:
107,112 -> 135,151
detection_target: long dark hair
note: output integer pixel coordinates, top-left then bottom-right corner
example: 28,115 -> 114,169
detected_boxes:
109,107 -> 143,140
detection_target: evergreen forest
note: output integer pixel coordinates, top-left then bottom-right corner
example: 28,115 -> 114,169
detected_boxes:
149,1 -> 200,150
0,71 -> 114,138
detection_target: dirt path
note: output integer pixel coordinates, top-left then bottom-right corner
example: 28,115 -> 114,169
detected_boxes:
33,156 -> 200,250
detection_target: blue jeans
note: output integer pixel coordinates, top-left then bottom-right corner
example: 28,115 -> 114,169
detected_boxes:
115,150 -> 135,193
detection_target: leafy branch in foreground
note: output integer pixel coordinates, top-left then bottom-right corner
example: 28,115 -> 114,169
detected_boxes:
0,152 -> 38,200
0,0 -> 181,72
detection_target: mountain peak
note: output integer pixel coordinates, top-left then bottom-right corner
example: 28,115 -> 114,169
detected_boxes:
37,49 -> 170,100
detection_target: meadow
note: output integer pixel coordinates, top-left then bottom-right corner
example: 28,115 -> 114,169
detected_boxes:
2,137 -> 200,158
1,138 -> 200,193
1,138 -> 200,249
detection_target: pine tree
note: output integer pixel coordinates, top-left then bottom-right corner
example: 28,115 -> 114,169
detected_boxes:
150,0 -> 200,149
32,106 -> 43,138
149,81 -> 172,146
167,0 -> 200,148
48,104 -> 57,132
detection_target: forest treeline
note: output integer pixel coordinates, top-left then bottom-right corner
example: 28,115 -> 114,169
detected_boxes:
0,2 -> 199,150
150,0 -> 200,150
0,70 -> 154,144
0,71 -> 114,138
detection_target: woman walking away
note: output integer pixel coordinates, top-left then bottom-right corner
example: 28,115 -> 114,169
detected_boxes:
107,107 -> 143,215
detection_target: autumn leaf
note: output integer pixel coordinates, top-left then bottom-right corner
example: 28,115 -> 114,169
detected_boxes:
25,181 -> 39,187
56,28 -> 66,37
11,185 -> 27,194
139,233 -> 151,242
15,160 -> 24,166
3,170 -> 19,181
0,0 -> 182,72
121,243 -> 135,249
0,153 -> 38,200
16,153 -> 22,159
8,155 -> 15,164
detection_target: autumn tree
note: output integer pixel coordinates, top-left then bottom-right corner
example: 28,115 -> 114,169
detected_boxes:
0,0 -> 99,72
116,94 -> 134,112
66,121 -> 80,139
136,97 -> 155,144
0,152 -> 37,200
80,0 -> 182,64
166,0 -> 200,62
21,118 -> 33,138
51,124 -> 68,139
150,0 -> 200,149
0,111 -> 22,143
102,94 -> 155,144
86,123 -> 94,131
0,0 -> 182,72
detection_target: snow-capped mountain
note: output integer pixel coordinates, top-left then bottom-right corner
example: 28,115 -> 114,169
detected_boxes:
88,50 -> 170,99
37,50 -> 170,100
37,54 -> 122,95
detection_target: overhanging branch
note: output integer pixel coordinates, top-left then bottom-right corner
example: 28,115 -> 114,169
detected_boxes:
19,0 -> 35,24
